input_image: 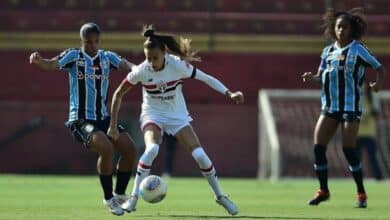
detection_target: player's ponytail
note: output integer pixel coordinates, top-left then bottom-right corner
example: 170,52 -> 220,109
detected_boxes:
142,25 -> 200,62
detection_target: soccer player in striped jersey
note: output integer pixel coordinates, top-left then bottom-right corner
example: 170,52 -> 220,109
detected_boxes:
302,8 -> 386,208
29,23 -> 136,216
107,26 -> 244,216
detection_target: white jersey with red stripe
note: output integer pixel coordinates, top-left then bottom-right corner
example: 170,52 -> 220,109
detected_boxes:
126,54 -> 196,121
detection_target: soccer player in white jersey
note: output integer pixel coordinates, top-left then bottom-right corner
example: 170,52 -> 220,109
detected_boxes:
302,8 -> 386,208
107,26 -> 244,216
29,23 -> 137,216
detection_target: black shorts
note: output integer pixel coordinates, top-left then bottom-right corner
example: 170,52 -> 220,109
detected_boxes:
321,110 -> 362,122
66,117 -> 126,148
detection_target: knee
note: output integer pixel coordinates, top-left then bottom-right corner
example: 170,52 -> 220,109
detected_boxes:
91,133 -> 114,157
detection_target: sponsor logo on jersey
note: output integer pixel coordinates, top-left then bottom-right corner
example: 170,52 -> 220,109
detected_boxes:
77,73 -> 109,80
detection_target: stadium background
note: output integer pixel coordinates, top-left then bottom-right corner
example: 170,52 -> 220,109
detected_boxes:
0,0 -> 389,177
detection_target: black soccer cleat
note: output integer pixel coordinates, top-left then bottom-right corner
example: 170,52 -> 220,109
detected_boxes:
356,192 -> 367,208
308,190 -> 330,206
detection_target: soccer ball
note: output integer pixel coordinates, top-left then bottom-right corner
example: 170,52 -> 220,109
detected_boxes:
140,175 -> 167,203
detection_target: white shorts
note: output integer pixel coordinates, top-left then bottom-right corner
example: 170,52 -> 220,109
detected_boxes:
140,114 -> 193,136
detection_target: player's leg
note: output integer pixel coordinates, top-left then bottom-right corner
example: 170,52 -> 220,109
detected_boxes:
111,132 -> 137,203
341,120 -> 367,208
88,131 -> 124,215
123,123 -> 162,212
175,125 -> 238,216
309,114 -> 339,206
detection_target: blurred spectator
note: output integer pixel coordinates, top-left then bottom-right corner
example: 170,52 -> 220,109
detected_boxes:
356,81 -> 384,180
162,133 -> 178,177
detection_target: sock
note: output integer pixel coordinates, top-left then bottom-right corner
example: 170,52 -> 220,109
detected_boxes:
314,144 -> 329,192
115,170 -> 132,195
343,147 -> 365,193
99,174 -> 113,200
192,147 -> 224,197
130,144 -> 159,196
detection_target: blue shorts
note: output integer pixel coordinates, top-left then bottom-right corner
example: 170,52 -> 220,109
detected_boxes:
321,110 -> 362,122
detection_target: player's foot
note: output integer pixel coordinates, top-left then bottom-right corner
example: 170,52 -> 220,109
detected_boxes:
356,192 -> 367,208
103,197 -> 125,216
113,193 -> 128,206
308,189 -> 330,206
216,195 -> 238,216
122,195 -> 138,213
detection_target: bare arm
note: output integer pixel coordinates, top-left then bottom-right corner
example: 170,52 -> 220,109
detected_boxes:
29,52 -> 59,70
369,65 -> 386,92
302,69 -> 323,83
107,80 -> 133,140
117,58 -> 135,72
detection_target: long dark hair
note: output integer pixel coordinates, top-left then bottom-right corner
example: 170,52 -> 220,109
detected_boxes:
142,25 -> 200,62
323,8 -> 367,40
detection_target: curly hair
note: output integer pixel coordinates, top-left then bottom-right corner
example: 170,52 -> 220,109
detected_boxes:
141,25 -> 200,62
323,8 -> 367,40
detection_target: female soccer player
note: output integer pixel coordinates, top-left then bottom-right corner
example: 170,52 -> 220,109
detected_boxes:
29,23 -> 136,216
107,26 -> 244,216
302,8 -> 386,208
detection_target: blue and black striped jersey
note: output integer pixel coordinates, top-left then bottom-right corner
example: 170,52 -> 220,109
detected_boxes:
57,48 -> 122,122
318,40 -> 382,113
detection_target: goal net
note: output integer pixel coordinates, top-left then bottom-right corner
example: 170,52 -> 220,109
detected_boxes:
258,89 -> 390,180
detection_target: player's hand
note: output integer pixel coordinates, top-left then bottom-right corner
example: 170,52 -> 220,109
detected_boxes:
107,126 -> 120,141
369,81 -> 381,92
302,72 -> 315,82
228,91 -> 244,104
29,51 -> 42,64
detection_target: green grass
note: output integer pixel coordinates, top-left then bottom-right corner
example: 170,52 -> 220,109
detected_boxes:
0,175 -> 389,220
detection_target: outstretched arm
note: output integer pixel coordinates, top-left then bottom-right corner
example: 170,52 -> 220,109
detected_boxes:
194,69 -> 244,104
118,58 -> 135,72
107,79 -> 133,140
369,66 -> 386,92
302,69 -> 322,83
29,52 -> 59,70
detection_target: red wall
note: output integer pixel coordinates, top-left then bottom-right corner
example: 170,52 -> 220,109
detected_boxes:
1,50 -> 389,176
4,50 -> 390,104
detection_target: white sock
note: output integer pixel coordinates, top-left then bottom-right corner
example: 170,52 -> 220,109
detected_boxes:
131,144 -> 159,196
192,147 -> 224,197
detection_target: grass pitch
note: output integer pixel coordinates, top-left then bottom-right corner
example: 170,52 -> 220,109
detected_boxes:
0,175 -> 389,220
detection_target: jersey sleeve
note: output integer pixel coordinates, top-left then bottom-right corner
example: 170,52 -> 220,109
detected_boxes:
173,56 -> 197,79
57,49 -> 78,70
357,44 -> 382,69
105,51 -> 122,70
318,46 -> 329,71
125,65 -> 143,85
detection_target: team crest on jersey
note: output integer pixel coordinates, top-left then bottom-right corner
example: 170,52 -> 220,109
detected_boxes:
101,61 -> 109,69
156,80 -> 168,92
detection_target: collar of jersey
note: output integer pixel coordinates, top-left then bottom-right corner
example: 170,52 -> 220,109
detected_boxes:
334,40 -> 355,50
81,48 -> 101,60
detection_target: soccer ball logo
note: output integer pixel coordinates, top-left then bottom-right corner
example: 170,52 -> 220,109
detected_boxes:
140,175 -> 167,203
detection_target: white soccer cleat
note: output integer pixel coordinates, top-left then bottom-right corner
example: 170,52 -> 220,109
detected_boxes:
122,195 -> 138,213
216,195 -> 239,216
103,197 -> 125,216
113,193 -> 128,206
